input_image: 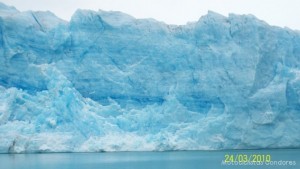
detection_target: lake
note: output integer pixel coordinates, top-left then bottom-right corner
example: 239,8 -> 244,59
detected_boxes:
0,149 -> 299,169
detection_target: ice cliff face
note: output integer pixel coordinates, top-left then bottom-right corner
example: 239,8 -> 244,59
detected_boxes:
0,2 -> 300,153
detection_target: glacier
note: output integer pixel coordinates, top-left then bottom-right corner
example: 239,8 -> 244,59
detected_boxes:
0,2 -> 300,153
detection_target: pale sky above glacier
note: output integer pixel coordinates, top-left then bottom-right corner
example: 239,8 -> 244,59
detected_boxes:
2,0 -> 300,30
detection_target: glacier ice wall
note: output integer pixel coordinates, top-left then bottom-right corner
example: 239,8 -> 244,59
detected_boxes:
0,2 -> 300,153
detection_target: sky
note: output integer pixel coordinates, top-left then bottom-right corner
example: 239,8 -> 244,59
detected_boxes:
1,0 -> 300,30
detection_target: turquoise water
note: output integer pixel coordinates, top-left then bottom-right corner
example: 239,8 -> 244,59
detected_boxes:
0,149 -> 299,169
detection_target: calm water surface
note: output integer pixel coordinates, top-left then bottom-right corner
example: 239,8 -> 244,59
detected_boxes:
0,149 -> 299,169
